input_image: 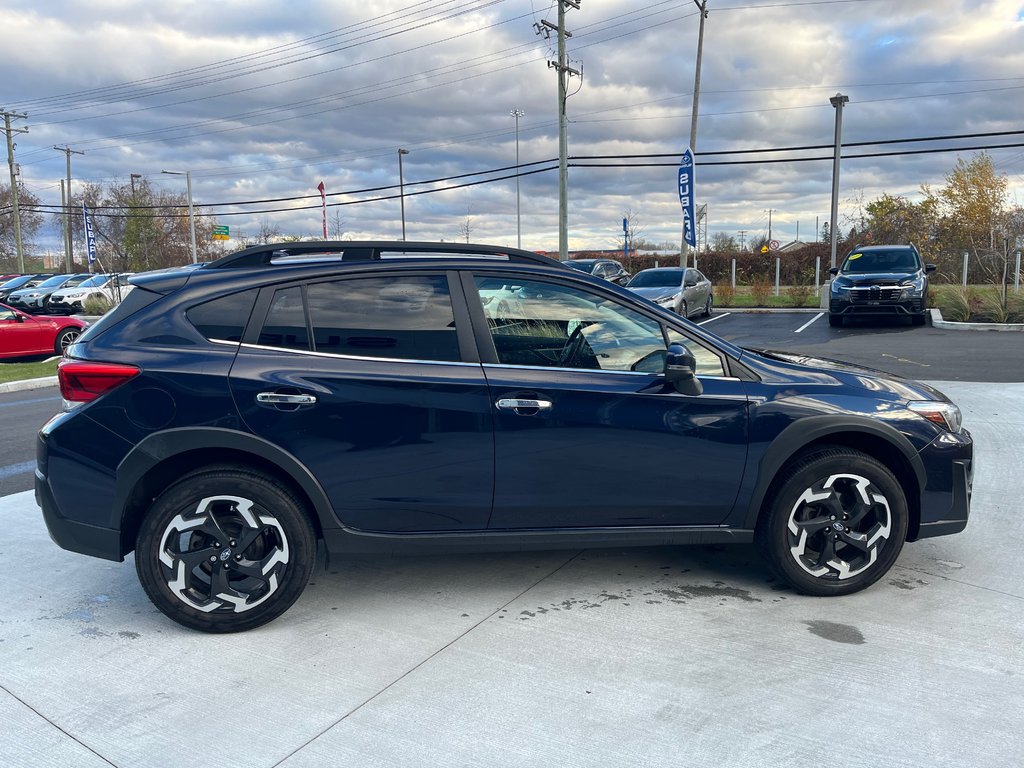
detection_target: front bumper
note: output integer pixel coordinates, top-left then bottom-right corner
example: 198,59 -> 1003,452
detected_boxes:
912,427 -> 973,541
830,293 -> 925,317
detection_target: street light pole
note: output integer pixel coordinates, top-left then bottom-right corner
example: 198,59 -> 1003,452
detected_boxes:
161,169 -> 197,264
828,93 -> 849,270
398,148 -> 410,241
510,109 -> 524,249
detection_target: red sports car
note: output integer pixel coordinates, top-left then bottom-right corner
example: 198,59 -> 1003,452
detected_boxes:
0,302 -> 86,359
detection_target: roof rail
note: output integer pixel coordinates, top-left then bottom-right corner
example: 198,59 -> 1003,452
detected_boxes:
205,241 -> 565,270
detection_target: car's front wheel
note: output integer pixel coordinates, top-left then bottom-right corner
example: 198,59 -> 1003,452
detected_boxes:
135,466 -> 316,633
54,327 -> 81,354
755,448 -> 908,596
828,313 -> 843,327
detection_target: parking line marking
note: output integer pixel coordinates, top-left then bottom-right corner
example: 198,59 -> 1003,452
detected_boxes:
794,313 -> 824,333
698,312 -> 731,325
0,460 -> 35,481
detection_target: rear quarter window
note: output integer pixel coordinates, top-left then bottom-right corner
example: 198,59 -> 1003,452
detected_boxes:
187,288 -> 259,342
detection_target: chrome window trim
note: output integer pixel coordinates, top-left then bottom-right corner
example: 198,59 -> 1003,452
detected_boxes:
236,341 -> 479,367
482,361 -> 741,382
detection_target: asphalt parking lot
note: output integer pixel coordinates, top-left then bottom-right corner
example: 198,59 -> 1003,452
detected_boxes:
2,309 -> 1023,766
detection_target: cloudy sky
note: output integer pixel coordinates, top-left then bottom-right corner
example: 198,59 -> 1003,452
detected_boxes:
4,0 -> 1024,254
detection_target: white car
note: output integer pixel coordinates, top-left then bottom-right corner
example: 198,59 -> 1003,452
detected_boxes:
46,273 -> 134,315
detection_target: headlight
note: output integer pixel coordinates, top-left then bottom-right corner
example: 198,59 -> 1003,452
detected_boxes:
908,401 -> 962,432
65,292 -> 84,299
831,281 -> 851,293
900,277 -> 926,296
657,292 -> 681,305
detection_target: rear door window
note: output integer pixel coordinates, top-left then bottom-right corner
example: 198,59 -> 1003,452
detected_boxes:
304,274 -> 461,362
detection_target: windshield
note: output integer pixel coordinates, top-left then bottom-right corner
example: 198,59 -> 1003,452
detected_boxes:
841,249 -> 920,273
77,274 -> 109,288
628,269 -> 683,288
62,274 -> 92,287
566,261 -> 597,274
37,275 -> 72,288
1,275 -> 34,290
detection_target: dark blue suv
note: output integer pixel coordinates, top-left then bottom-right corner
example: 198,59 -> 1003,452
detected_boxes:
828,244 -> 935,326
37,242 -> 973,632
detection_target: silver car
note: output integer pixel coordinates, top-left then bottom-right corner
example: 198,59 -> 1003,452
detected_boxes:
625,267 -> 713,318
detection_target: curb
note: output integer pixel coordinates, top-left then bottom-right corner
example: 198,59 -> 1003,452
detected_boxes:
930,307 -> 1024,331
0,375 -> 59,394
714,307 -> 822,314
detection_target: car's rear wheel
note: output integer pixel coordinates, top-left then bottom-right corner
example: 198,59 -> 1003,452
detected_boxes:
755,448 -> 908,596
54,327 -> 81,354
703,294 -> 713,317
135,467 -> 316,633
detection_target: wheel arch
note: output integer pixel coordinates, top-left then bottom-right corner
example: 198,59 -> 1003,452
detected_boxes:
743,416 -> 925,539
114,427 -> 335,558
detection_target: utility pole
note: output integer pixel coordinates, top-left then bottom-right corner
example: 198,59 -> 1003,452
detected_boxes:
59,179 -> 69,271
510,109 -> 525,249
537,1 -> 581,261
738,230 -> 747,251
829,93 -> 849,270
767,208 -> 774,244
54,145 -> 84,267
3,109 -> 29,272
681,0 -> 708,268
398,148 -> 410,241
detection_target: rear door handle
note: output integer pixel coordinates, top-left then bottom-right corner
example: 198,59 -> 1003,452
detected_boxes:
496,398 -> 553,415
256,392 -> 317,405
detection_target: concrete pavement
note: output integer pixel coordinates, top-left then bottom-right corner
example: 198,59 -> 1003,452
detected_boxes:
1,381 -> 1022,768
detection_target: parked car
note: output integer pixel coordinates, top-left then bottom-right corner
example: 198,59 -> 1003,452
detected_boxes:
6,273 -> 89,313
0,274 -> 53,304
38,241 -> 972,633
46,273 -> 134,315
0,302 -> 85,359
828,244 -> 934,327
565,258 -> 631,285
627,266 -> 713,318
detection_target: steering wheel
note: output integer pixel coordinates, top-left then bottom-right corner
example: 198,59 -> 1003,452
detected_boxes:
556,325 -> 587,367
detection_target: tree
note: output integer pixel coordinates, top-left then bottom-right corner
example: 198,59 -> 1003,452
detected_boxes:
456,205 -> 475,243
328,210 -> 347,239
710,232 -> 738,251
0,182 -> 45,271
860,193 -> 938,247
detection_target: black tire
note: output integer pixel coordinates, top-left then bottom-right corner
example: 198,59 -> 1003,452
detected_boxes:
54,327 -> 81,355
135,466 -> 316,633
755,448 -> 908,596
703,294 -> 713,317
911,312 -> 927,326
828,313 -> 843,327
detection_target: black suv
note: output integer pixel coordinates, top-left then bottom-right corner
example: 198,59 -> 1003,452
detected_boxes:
828,244 -> 935,327
38,241 -> 973,632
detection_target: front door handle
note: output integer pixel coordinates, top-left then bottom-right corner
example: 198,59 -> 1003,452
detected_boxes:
256,392 -> 317,406
496,398 -> 553,415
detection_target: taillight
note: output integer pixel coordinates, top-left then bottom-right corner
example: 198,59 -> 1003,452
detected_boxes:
58,359 -> 140,403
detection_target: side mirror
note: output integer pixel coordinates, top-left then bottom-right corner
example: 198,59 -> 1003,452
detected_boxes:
664,343 -> 703,396
684,278 -> 697,287
828,267 -> 839,276
925,263 -> 936,273
15,313 -> 26,323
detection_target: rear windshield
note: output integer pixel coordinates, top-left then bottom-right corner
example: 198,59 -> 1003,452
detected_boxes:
628,269 -> 683,288
841,249 -> 920,273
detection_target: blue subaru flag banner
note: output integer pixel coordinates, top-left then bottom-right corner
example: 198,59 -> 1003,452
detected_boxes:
678,148 -> 696,248
82,203 -> 98,267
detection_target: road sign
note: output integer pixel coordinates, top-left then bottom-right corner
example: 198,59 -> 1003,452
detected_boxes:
769,239 -> 780,251
212,225 -> 230,241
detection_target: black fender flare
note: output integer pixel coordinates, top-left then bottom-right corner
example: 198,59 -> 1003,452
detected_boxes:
741,415 -> 926,530
113,426 -> 336,534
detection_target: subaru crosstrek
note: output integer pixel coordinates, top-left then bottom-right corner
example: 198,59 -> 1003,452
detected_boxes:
828,244 -> 935,327
37,241 -> 973,632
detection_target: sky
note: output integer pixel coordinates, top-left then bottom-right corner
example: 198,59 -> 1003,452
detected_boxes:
3,0 -> 1024,255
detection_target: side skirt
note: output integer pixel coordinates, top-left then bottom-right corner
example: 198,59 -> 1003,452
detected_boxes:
323,525 -> 754,556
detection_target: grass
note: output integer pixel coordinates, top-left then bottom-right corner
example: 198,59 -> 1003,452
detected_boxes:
716,285 -> 821,308
931,284 -> 1024,323
0,358 -> 60,384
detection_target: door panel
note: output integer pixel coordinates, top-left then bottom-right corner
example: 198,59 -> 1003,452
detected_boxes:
484,367 -> 748,528
230,350 -> 494,532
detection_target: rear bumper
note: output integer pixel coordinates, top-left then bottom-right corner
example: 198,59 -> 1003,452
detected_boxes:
36,468 -> 124,562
